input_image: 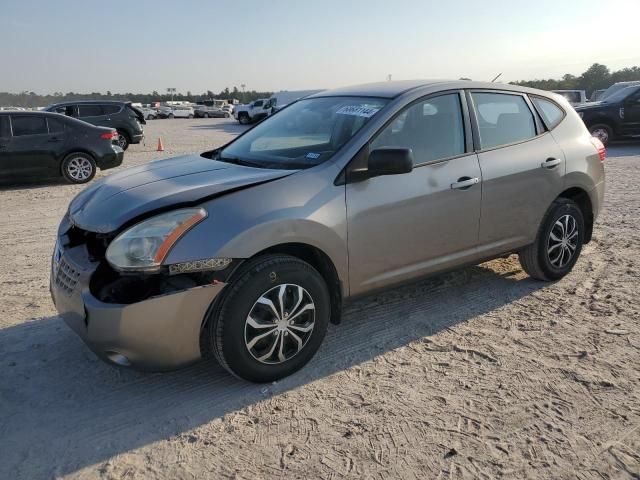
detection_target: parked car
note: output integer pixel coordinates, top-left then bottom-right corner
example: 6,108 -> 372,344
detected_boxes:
221,104 -> 234,115
139,107 -> 158,120
44,100 -> 145,151
233,98 -> 275,124
552,90 -> 587,105
156,106 -> 174,119
172,106 -> 195,119
574,84 -> 640,145
0,111 -> 123,183
194,106 -> 230,118
51,80 -> 604,382
589,89 -> 606,102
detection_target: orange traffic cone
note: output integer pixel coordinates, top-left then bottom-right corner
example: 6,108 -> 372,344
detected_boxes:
157,138 -> 164,152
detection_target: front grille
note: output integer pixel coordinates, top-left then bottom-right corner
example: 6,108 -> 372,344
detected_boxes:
55,258 -> 80,296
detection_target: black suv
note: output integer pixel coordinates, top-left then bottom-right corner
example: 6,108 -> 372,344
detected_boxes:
44,100 -> 145,150
574,85 -> 640,145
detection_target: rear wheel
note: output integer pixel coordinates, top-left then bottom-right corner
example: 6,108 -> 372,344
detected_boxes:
589,124 -> 613,146
188,114 -> 194,119
238,113 -> 250,125
203,113 -> 209,118
208,255 -> 330,382
224,113 -> 230,118
61,152 -> 96,184
518,198 -> 585,281
116,130 -> 130,150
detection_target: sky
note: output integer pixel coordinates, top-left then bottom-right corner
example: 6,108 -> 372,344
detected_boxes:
1,0 -> 639,94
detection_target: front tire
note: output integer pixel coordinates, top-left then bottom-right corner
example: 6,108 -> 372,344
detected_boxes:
208,255 -> 330,382
61,152 -> 96,184
518,198 -> 585,281
188,114 -> 194,119
203,113 -> 209,118
589,124 -> 613,146
238,113 -> 250,125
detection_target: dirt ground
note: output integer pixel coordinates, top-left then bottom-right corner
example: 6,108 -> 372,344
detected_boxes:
0,118 -> 639,480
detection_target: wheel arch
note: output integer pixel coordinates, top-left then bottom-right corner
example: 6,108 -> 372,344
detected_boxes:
59,149 -> 97,175
557,187 -> 594,243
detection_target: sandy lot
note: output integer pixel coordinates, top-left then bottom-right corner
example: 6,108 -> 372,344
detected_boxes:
0,118 -> 639,479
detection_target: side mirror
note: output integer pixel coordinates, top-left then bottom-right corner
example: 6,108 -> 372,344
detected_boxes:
368,148 -> 413,176
349,148 -> 413,183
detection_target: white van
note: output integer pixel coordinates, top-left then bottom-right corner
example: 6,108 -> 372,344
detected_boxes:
171,106 -> 195,119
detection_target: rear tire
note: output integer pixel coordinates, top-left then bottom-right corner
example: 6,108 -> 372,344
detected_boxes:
238,113 -> 250,125
208,255 -> 330,382
588,123 -> 613,146
188,114 -> 194,119
203,113 -> 209,118
518,198 -> 585,281
116,130 -> 130,150
61,152 -> 96,184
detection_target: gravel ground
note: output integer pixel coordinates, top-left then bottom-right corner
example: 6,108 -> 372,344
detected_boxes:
0,118 -> 639,479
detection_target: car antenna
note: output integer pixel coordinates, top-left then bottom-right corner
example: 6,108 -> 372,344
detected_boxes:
490,72 -> 503,83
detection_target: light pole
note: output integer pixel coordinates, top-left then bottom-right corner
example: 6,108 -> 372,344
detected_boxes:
167,87 -> 176,102
241,83 -> 246,103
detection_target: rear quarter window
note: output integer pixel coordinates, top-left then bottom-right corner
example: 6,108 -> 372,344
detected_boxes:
531,97 -> 565,130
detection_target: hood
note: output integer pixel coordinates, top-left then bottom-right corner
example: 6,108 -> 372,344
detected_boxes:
68,154 -> 296,233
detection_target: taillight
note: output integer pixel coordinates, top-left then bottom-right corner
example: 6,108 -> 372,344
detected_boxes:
590,137 -> 606,162
100,131 -> 117,140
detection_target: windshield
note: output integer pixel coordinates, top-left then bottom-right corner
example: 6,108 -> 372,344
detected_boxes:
601,82 -> 640,101
601,85 -> 640,103
220,96 -> 388,169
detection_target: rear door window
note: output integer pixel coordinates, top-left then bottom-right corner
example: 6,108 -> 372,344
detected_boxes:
471,92 -> 536,149
11,116 -> 48,136
103,105 -> 121,114
531,97 -> 565,130
78,105 -> 104,117
0,116 -> 10,138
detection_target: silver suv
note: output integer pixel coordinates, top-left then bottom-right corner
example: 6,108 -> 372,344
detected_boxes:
51,80 -> 605,382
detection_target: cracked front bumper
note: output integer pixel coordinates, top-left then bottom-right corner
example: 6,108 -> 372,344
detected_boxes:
50,243 -> 224,371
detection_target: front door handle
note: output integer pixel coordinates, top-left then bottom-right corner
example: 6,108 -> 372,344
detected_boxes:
451,177 -> 479,190
541,158 -> 562,169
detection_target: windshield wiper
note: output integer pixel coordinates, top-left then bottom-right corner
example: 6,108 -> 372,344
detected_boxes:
217,155 -> 264,168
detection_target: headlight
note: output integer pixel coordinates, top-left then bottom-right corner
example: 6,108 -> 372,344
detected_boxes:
106,208 -> 207,272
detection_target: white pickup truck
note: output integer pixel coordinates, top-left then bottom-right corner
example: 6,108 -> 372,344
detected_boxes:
233,98 -> 275,124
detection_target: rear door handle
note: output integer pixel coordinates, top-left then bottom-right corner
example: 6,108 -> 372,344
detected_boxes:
541,158 -> 562,169
451,177 -> 479,190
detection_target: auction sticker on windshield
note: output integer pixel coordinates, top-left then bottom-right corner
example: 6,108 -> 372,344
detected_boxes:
336,105 -> 381,118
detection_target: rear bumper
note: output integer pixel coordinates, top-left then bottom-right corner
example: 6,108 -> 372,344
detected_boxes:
96,148 -> 124,170
131,132 -> 144,144
50,243 -> 224,371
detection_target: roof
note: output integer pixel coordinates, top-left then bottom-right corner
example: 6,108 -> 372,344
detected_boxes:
0,110 -> 65,117
307,79 -> 551,99
47,99 -> 131,107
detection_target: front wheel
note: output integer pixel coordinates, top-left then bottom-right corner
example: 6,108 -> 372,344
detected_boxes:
518,198 -> 585,281
61,152 -> 96,184
589,124 -> 613,146
188,114 -> 194,119
203,113 -> 209,118
238,114 -> 250,125
208,255 -> 330,382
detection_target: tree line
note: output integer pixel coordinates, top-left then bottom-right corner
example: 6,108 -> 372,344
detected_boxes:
0,87 -> 274,108
511,63 -> 640,96
3,63 -> 640,108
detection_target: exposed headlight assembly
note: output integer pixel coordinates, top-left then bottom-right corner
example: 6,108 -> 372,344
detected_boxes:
106,208 -> 207,272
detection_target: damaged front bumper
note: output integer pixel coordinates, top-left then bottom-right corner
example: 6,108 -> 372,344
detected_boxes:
50,240 -> 225,371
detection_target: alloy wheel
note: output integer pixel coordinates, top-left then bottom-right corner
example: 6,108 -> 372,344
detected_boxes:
244,284 -> 315,364
591,128 -> 609,144
66,156 -> 93,182
547,214 -> 578,268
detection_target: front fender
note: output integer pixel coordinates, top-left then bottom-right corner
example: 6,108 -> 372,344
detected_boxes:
163,166 -> 349,289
